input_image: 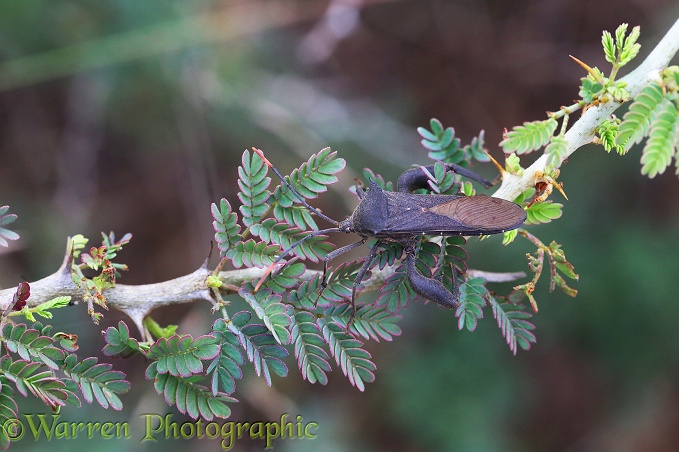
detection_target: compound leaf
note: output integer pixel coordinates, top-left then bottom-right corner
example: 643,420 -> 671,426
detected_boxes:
318,318 -> 375,391
60,354 -> 131,410
271,147 -> 345,231
226,312 -> 288,386
226,239 -> 280,268
208,320 -> 245,395
500,119 -> 558,155
489,296 -> 536,354
146,334 -> 220,378
375,262 -> 415,312
239,288 -> 292,345
0,356 -> 74,411
617,82 -> 665,149
289,260 -> 363,309
147,366 -> 236,421
525,201 -> 563,225
212,198 -> 241,257
251,218 -> 333,263
455,277 -> 488,332
325,305 -> 402,342
2,323 -> 64,370
102,321 -> 141,358
290,311 -> 331,385
238,149 -> 271,227
641,97 -> 679,178
0,206 -> 19,248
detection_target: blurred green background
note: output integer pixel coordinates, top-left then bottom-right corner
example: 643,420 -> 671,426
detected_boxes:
2,1 -> 679,451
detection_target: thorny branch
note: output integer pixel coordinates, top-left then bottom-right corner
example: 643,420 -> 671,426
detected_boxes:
493,18 -> 679,202
2,19 -> 678,337
0,239 -> 521,337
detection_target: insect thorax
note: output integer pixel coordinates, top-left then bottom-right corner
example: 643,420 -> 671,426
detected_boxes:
350,181 -> 388,235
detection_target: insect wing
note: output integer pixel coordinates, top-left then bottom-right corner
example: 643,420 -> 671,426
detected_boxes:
427,195 -> 526,235
379,192 -> 525,236
378,192 -> 465,236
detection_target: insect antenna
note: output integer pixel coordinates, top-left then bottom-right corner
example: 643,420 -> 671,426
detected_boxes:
253,148 -> 339,226
253,226 -> 341,291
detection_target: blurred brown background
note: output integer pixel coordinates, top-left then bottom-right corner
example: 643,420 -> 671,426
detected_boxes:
2,1 -> 679,451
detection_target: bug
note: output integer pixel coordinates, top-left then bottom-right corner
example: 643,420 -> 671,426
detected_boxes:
252,148 -> 526,317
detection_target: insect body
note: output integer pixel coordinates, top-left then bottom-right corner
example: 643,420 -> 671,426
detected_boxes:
253,148 -> 526,315
346,180 -> 527,238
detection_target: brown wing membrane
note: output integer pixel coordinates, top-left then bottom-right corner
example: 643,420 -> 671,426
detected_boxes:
427,195 -> 525,232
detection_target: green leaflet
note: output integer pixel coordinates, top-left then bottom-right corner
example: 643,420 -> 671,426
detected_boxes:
258,261 -> 306,294
271,147 -> 345,231
612,24 -> 641,66
288,260 -> 361,309
579,77 -> 605,104
102,321 -> 141,359
146,334 -> 220,378
148,369 -> 236,421
225,312 -> 289,386
239,288 -> 292,345
290,311 -> 331,385
641,97 -> 679,178
0,379 -> 18,449
226,239 -> 280,268
500,118 -> 558,155
525,201 -> 563,225
251,218 -> 333,263
616,82 -> 665,150
0,355 -> 77,411
418,119 -> 489,164
597,118 -> 626,154
1,323 -> 64,370
238,149 -> 271,227
489,296 -> 536,355
212,198 -> 241,257
455,277 -> 487,332
207,323 -> 244,396
317,318 -> 375,392
0,205 -> 19,247
324,305 -> 401,342
545,135 -> 569,166
376,263 -> 414,312
60,354 -> 131,410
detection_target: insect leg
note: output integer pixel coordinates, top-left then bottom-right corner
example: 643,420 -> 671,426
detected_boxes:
254,227 -> 341,291
347,240 -> 382,324
444,162 -> 493,188
396,162 -> 492,193
405,244 -> 459,308
253,148 -> 339,226
313,238 -> 367,306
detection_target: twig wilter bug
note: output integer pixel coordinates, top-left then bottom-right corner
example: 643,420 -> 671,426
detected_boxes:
253,148 -> 526,319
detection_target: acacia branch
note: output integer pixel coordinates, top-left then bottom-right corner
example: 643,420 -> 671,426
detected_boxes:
0,238 -> 525,338
493,18 -> 679,202
4,19 -> 676,338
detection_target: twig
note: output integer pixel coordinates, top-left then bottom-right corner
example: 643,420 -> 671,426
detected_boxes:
493,18 -> 679,202
0,238 -> 526,336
